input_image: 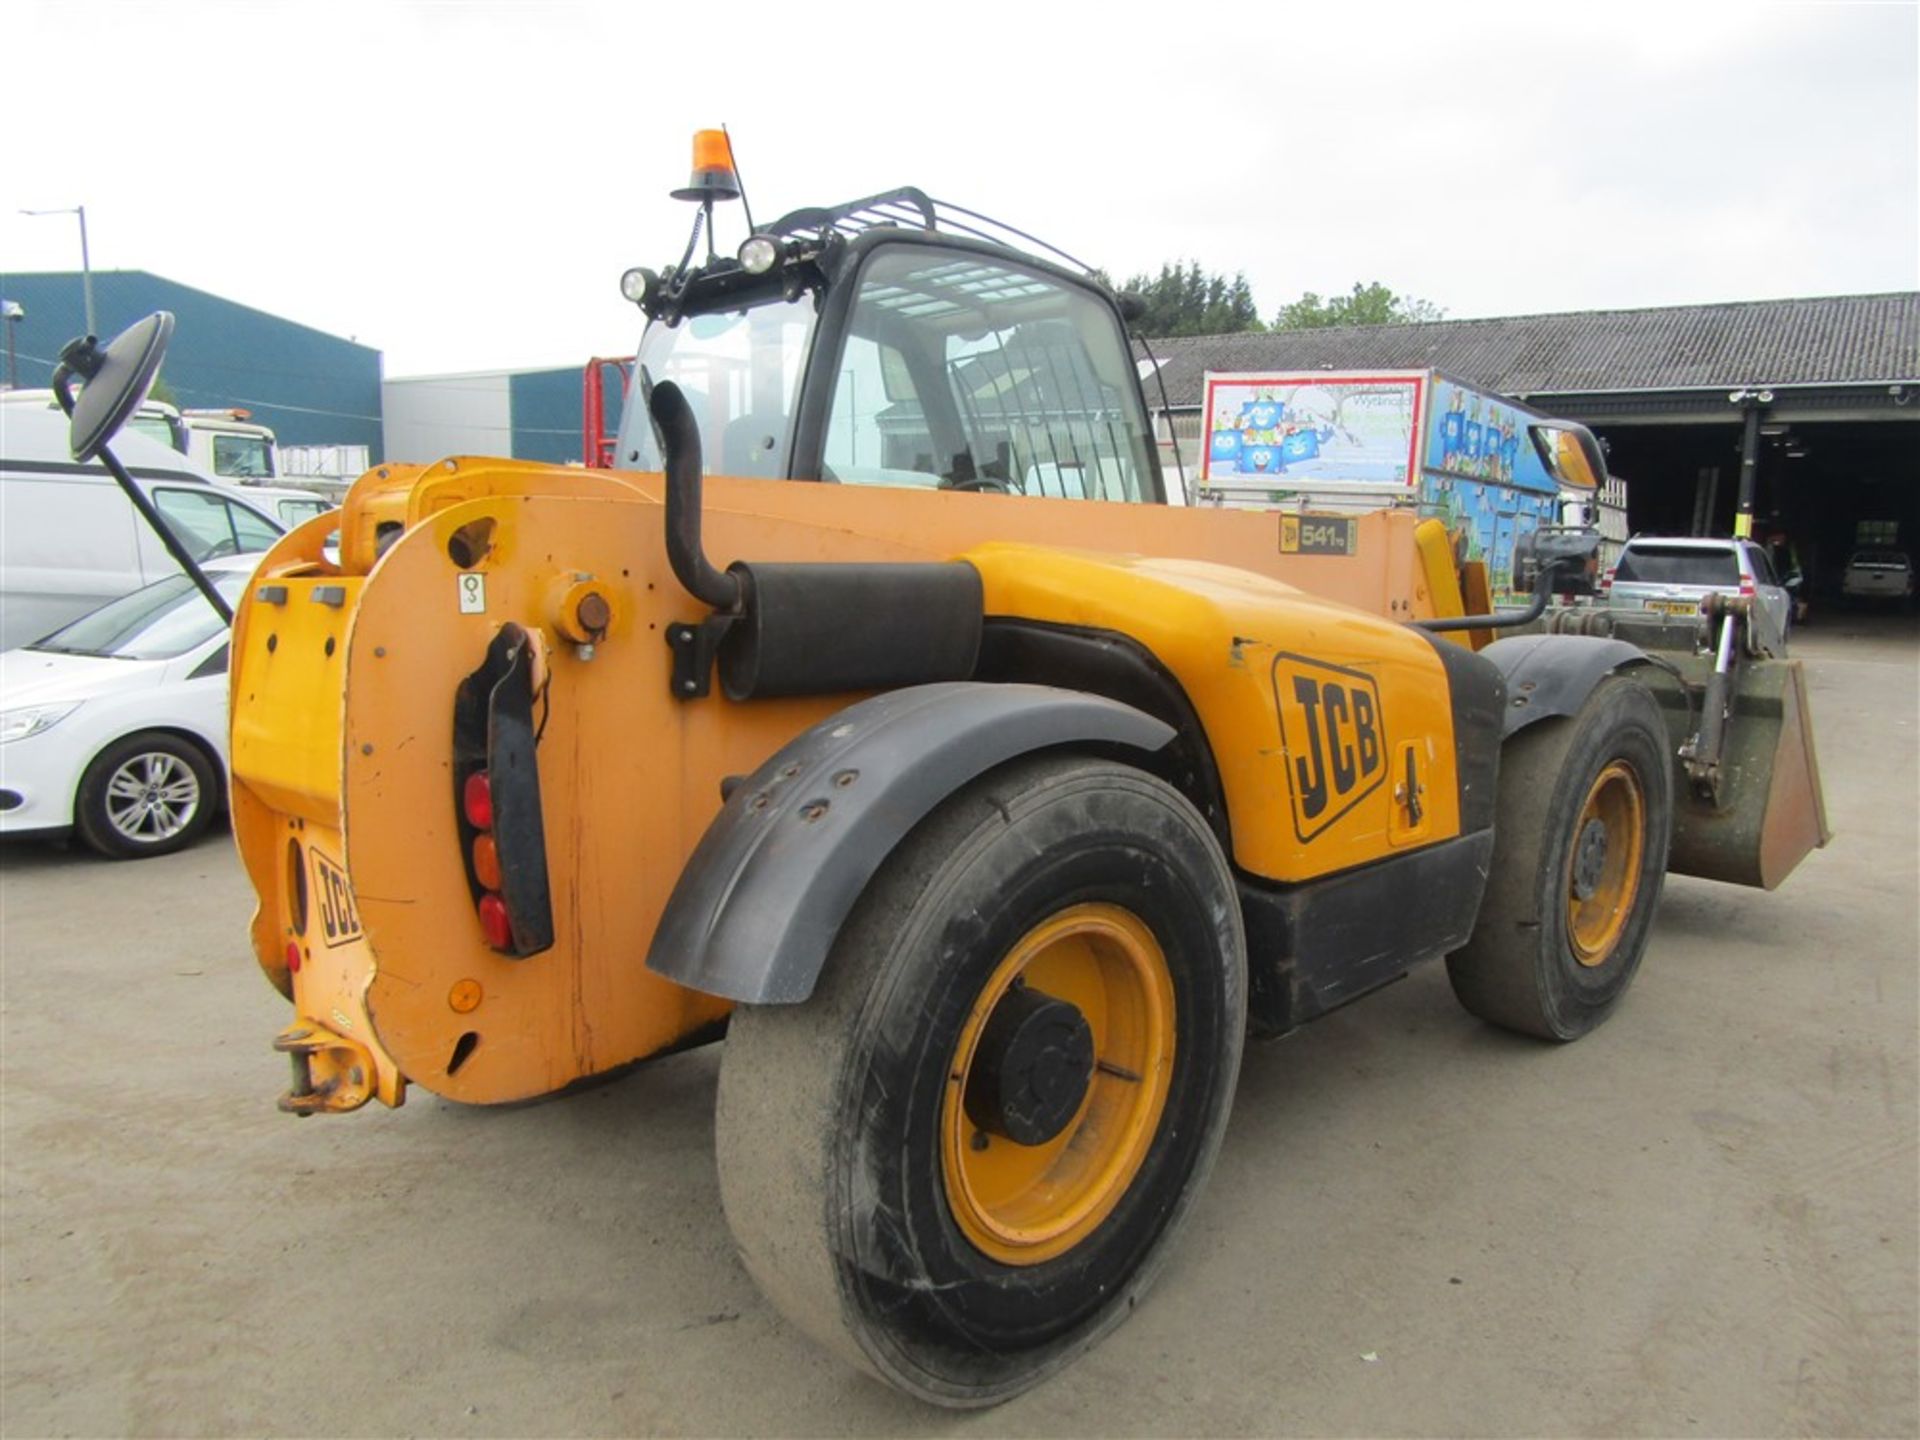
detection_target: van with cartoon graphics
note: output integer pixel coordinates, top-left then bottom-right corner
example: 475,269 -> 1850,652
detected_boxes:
1196,369 -> 1621,599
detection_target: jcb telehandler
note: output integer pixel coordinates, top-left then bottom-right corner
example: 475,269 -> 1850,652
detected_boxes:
52,132 -> 1828,1407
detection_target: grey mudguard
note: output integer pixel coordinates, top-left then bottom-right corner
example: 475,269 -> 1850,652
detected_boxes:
646,681 -> 1175,1004
1481,633 -> 1647,738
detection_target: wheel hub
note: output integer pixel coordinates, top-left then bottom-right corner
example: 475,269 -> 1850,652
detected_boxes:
963,985 -> 1094,1146
1572,817 -> 1609,900
942,902 -> 1176,1267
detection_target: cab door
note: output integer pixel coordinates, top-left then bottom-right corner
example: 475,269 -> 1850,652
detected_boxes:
793,239 -> 1166,504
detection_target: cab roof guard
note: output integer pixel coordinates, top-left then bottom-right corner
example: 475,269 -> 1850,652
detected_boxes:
756,187 -> 1097,279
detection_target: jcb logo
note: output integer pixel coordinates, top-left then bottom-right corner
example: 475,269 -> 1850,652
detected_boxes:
310,848 -> 363,948
1272,655 -> 1387,841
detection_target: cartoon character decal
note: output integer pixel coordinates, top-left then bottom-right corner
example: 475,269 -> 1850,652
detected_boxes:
1201,376 -> 1418,485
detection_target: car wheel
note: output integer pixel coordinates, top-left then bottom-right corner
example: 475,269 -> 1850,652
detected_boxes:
715,754 -> 1247,1406
75,733 -> 219,860
1446,676 -> 1673,1040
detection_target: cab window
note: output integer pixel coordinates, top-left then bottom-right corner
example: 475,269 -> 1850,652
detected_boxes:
619,298 -> 816,479
277,497 -> 331,525
127,414 -> 183,452
154,487 -> 282,561
823,247 -> 1157,502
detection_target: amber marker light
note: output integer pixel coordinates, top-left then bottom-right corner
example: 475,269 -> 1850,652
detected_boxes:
472,835 -> 503,892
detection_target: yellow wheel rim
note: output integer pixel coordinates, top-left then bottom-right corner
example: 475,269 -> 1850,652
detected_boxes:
941,902 -> 1176,1267
1566,761 -> 1646,967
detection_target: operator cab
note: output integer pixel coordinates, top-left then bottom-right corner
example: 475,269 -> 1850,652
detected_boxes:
614,179 -> 1165,504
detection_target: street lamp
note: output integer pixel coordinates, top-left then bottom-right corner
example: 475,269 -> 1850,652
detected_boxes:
19,204 -> 95,336
1,298 -> 22,390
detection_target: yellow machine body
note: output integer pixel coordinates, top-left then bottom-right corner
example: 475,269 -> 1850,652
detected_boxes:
231,461 -> 1471,1110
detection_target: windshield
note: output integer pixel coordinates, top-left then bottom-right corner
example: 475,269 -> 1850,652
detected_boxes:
616,298 -> 816,478
212,433 -> 275,479
30,570 -> 248,660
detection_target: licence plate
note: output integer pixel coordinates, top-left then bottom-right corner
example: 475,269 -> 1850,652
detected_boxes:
1648,601 -> 1699,616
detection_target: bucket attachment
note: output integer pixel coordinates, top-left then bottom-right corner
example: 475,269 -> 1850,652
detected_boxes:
1647,653 -> 1831,890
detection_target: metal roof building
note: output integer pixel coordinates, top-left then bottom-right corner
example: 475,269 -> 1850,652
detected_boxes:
1136,292 -> 1918,415
1138,292 -> 1920,595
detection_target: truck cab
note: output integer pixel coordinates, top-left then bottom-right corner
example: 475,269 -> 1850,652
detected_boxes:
615,193 -> 1166,507
127,400 -> 281,482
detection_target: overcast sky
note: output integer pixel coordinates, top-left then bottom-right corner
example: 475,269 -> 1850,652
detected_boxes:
3,0 -> 1915,377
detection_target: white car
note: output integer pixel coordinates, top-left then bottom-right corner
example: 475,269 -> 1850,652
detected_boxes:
0,558 -> 254,859
1841,549 -> 1913,606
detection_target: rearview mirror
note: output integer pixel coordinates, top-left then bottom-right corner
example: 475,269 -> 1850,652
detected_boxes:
53,311 -> 175,462
1529,421 -> 1608,491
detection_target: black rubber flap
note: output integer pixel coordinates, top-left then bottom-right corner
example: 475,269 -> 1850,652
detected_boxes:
69,312 -> 174,462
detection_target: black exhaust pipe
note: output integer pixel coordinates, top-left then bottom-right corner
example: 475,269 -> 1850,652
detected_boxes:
648,379 -> 742,612
646,376 -> 981,704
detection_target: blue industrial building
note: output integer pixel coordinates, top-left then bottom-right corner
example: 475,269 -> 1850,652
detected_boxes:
0,270 -> 383,459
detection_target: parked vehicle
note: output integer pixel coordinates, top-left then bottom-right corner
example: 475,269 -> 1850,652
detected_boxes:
124,401 -> 281,481
1194,368 -> 1625,600
1841,548 -> 1913,606
0,404 -> 284,650
0,557 -> 253,858
238,485 -> 335,528
1606,535 -> 1792,656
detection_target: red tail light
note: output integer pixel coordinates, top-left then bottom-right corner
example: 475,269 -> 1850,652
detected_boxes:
454,625 -> 555,958
477,893 -> 513,950
285,941 -> 302,975
1739,574 -> 1756,597
462,770 -> 494,830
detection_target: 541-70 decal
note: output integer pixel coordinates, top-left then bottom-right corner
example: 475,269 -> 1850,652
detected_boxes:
1271,654 -> 1387,842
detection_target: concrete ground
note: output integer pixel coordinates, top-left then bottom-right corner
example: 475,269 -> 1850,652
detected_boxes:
3,616 -> 1915,1439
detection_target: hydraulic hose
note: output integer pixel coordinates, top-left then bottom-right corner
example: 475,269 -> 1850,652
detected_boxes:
1414,568 -> 1554,634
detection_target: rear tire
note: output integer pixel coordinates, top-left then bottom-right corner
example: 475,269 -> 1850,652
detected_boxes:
715,754 -> 1246,1406
1447,676 -> 1672,1040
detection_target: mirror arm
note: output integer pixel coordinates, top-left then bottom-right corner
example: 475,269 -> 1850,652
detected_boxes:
51,361 -> 234,626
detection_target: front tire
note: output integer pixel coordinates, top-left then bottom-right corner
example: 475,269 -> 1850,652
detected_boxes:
1447,676 -> 1673,1040
715,754 -> 1246,1406
75,732 -> 218,860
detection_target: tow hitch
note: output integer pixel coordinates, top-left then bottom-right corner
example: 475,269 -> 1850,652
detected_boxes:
275,1022 -> 377,1116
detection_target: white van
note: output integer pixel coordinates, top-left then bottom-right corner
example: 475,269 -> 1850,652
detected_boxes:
0,404 -> 284,651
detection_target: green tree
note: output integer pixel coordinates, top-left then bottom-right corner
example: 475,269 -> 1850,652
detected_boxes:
1102,261 -> 1265,337
1272,281 -> 1445,330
